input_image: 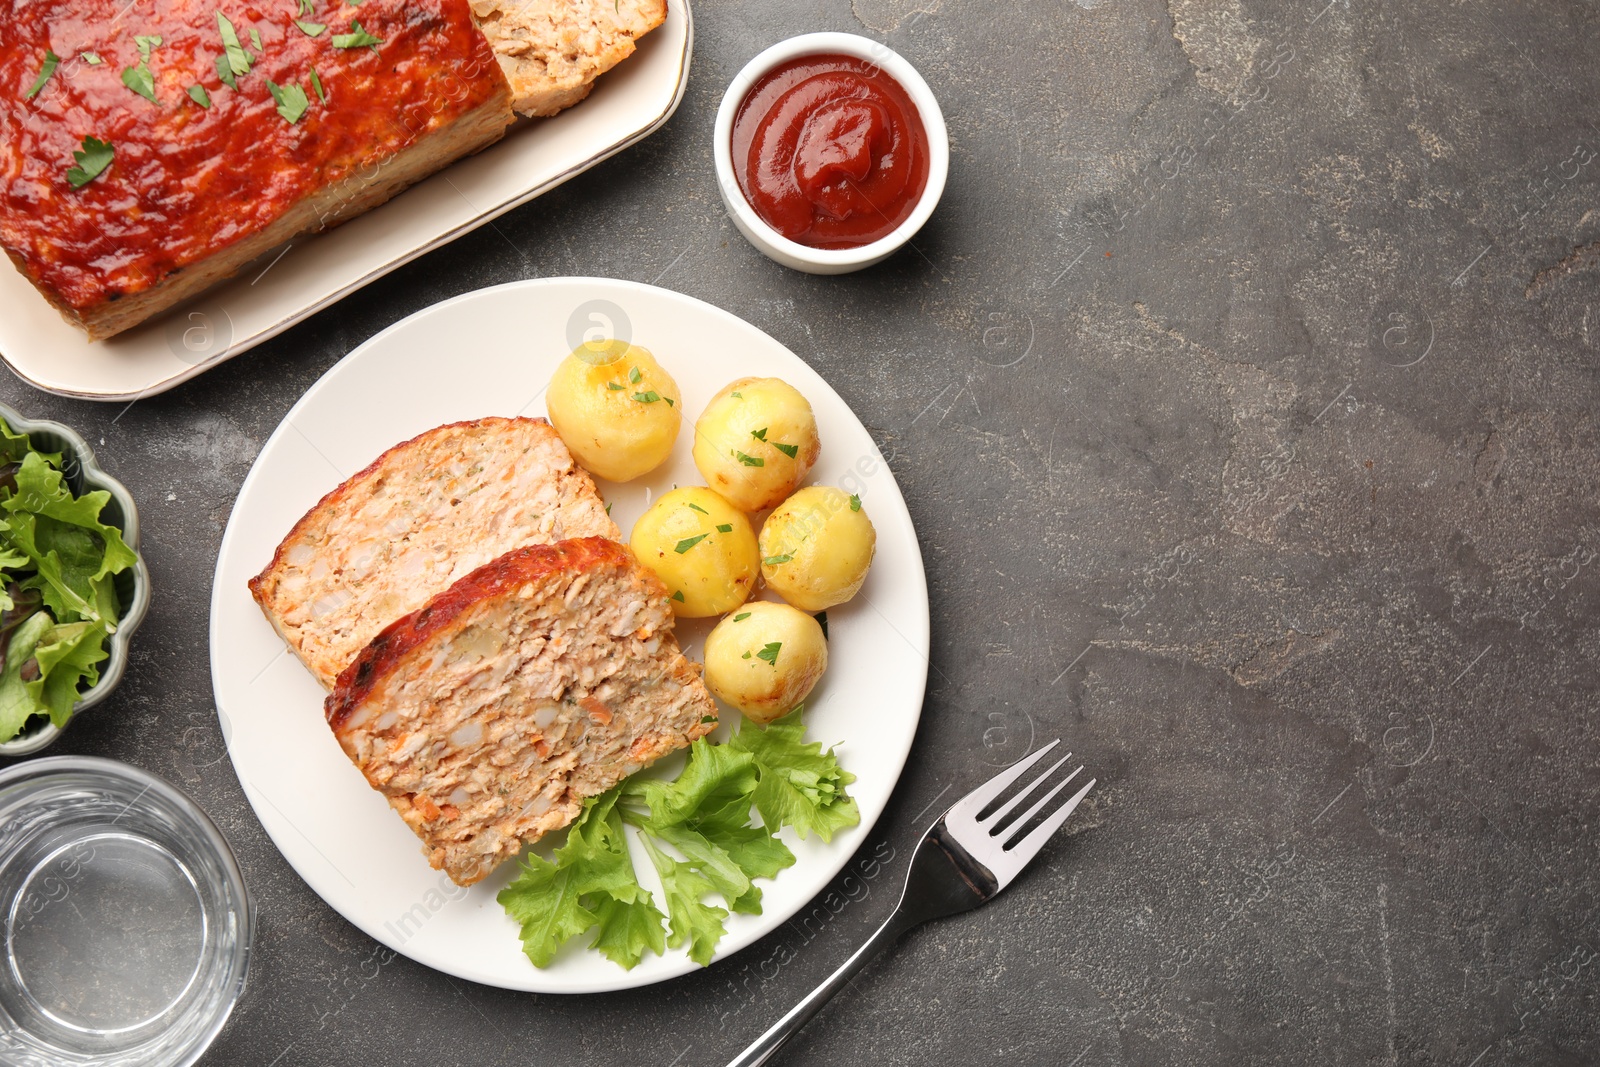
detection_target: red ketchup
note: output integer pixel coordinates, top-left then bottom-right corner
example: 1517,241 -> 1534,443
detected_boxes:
731,53 -> 930,250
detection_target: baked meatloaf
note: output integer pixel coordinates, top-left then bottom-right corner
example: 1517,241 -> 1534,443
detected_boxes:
249,416 -> 619,688
472,0 -> 668,117
0,0 -> 513,340
327,536 -> 718,886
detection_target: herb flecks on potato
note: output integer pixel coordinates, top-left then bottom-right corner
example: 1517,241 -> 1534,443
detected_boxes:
702,600 -> 827,724
629,487 -> 758,618
691,378 -> 820,511
547,340 -> 682,482
759,487 -> 875,612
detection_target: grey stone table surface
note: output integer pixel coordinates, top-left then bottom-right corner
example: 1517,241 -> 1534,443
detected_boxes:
4,0 -> 1598,1063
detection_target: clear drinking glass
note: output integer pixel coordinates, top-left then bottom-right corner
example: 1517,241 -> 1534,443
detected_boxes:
0,757 -> 252,1066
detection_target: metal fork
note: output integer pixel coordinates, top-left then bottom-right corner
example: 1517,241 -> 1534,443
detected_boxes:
725,740 -> 1096,1067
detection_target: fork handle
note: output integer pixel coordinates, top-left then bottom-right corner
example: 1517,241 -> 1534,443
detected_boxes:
724,906 -> 921,1067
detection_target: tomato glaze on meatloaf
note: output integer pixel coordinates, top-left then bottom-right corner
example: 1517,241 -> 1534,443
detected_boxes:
327,537 -> 718,886
0,0 -> 512,339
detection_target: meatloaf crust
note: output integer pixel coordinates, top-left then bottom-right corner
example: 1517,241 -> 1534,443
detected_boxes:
328,537 -> 718,886
0,0 -> 513,340
249,416 -> 619,688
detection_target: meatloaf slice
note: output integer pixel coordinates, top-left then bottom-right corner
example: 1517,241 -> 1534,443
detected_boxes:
249,417 -> 619,688
470,0 -> 668,117
327,536 -> 717,886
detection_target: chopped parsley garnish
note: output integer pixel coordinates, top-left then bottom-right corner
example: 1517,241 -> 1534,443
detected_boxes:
849,494 -> 861,512
266,78 -> 308,123
628,366 -> 641,383
606,381 -> 624,391
65,136 -> 113,189
731,391 -> 743,398
674,534 -> 708,554
763,554 -> 792,566
750,427 -> 768,441
733,612 -> 751,622
135,35 -> 163,60
188,84 -> 212,107
248,27 -> 263,51
734,451 -> 764,467
25,51 -> 60,99
756,642 -> 782,666
670,590 -> 685,603
632,391 -> 662,404
742,650 -> 751,659
716,523 -> 733,533
700,715 -> 718,724
218,13 -> 252,78
604,502 -> 613,515
295,19 -> 326,35
664,397 -> 675,407
80,51 -> 104,65
121,64 -> 158,103
309,66 -> 326,101
215,55 -> 237,89
298,0 -> 315,13
332,21 -> 382,47
773,442 -> 799,459
686,502 -> 708,514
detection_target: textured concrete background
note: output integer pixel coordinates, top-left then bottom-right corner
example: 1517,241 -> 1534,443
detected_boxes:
3,0 -> 1599,1063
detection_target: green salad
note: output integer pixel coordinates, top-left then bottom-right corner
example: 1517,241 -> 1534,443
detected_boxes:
0,419 -> 137,742
499,710 -> 858,969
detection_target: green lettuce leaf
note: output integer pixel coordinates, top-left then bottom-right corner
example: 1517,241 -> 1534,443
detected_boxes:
499,791 -> 666,969
0,421 -> 59,468
731,710 -> 860,842
640,834 -> 728,966
501,714 -> 854,971
0,612 -> 52,741
695,820 -> 796,884
497,853 -> 595,969
622,738 -> 756,827
29,619 -> 110,727
646,822 -> 752,906
589,892 -> 666,970
1,451 -> 135,626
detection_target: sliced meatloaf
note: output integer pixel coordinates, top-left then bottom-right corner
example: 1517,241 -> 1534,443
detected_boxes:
249,417 -> 619,688
471,0 -> 668,117
326,536 -> 717,886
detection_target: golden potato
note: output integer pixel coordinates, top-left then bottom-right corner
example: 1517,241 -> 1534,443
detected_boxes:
703,601 -> 828,723
547,340 -> 681,482
629,487 -> 758,618
759,487 -> 876,611
691,377 -> 820,511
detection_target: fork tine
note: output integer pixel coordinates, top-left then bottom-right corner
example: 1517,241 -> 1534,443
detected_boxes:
981,753 -> 1071,829
1003,775 -> 1096,857
945,739 -> 1061,822
997,764 -> 1084,845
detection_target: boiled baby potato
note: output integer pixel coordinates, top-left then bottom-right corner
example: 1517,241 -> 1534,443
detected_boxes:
691,377 -> 820,511
703,600 -> 828,724
629,487 -> 758,618
759,487 -> 876,612
547,340 -> 681,482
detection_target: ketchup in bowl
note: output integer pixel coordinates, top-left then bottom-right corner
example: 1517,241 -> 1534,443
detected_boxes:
731,53 -> 930,250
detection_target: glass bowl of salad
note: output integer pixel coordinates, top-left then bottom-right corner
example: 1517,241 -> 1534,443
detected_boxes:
0,402 -> 150,756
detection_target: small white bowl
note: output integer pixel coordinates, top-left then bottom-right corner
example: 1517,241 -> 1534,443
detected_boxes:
713,32 -> 949,274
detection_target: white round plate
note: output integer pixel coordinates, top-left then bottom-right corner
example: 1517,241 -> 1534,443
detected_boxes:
210,278 -> 929,993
